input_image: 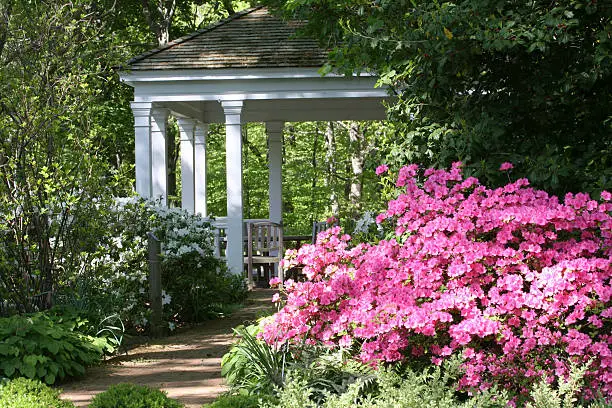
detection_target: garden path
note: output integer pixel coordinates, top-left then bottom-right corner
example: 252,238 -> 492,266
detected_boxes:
59,289 -> 276,407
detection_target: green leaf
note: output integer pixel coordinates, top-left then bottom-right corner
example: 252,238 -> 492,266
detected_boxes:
0,359 -> 17,377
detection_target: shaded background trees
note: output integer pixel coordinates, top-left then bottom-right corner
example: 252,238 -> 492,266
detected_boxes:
262,0 -> 612,196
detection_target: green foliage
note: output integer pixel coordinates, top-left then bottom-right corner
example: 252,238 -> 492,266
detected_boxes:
206,122 -> 390,236
222,322 -> 378,402
265,357 -> 509,408
89,383 -> 184,408
264,0 -> 612,196
285,347 -> 376,404
0,377 -> 75,408
0,313 -> 109,384
60,198 -> 246,334
0,0 -> 131,313
221,322 -> 287,395
203,393 -> 267,408
526,363 -> 611,408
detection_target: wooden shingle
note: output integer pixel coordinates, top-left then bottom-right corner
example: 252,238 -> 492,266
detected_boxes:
128,7 -> 328,70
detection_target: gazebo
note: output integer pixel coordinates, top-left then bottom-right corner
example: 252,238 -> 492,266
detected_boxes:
119,6 -> 390,275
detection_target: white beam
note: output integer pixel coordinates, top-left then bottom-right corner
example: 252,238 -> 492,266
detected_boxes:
150,108 -> 170,204
194,123 -> 209,217
177,117 -> 196,213
130,102 -> 152,197
222,100 -> 244,276
266,122 -> 284,224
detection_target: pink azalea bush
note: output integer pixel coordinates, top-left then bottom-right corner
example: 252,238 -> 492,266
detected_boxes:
263,163 -> 612,398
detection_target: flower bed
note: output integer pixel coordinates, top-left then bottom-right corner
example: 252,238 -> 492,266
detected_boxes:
262,163 -> 611,399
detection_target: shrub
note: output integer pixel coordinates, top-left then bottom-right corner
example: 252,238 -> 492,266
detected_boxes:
89,383 -> 184,408
62,198 -> 247,333
203,393 -> 264,408
0,377 -> 75,407
0,312 -> 109,384
263,163 -> 612,399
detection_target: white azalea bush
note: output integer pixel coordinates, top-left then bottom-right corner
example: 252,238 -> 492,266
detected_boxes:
68,198 -> 246,334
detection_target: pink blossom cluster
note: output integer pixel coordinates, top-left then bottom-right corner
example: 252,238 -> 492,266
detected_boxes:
262,163 -> 612,398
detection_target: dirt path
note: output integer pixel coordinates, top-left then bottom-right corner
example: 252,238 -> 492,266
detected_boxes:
59,289 -> 276,407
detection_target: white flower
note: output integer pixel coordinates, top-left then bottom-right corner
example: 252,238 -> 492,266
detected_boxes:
161,290 -> 172,305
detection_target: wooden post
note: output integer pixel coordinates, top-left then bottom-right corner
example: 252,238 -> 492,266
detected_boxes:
147,232 -> 163,337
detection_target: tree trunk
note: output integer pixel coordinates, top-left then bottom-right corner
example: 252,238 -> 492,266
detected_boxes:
310,124 -> 320,223
166,118 -> 178,205
324,122 -> 339,217
348,121 -> 366,216
141,0 -> 176,48
221,0 -> 235,15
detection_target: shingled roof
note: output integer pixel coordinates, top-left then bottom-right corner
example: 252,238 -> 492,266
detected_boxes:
127,6 -> 328,71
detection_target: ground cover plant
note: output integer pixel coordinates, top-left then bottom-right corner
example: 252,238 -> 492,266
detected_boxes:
262,163 -> 612,401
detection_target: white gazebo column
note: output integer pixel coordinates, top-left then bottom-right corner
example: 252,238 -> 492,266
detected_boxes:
150,108 -> 170,204
130,102 -> 153,197
266,121 -> 284,280
266,122 -> 284,224
194,123 -> 209,217
177,117 -> 196,213
222,100 -> 244,275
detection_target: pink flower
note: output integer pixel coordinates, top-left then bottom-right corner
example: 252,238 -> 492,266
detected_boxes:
601,191 -> 611,201
375,164 -> 389,176
269,277 -> 282,287
499,162 -> 514,171
260,162 -> 612,400
272,293 -> 281,303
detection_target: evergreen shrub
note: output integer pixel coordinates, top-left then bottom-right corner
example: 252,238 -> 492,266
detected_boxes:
89,383 -> 184,408
0,377 -> 75,408
203,393 -> 263,408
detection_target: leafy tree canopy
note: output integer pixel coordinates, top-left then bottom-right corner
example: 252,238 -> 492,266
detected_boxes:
263,0 -> 612,196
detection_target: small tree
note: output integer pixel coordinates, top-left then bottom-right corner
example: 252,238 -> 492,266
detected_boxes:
0,0 -> 124,312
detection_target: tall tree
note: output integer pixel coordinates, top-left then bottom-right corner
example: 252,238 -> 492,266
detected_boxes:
263,0 -> 612,196
141,0 -> 177,46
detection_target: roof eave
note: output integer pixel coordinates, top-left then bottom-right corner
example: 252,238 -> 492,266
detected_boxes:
119,67 -> 378,87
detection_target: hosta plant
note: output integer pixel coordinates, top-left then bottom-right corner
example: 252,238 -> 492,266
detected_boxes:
0,312 -> 109,384
263,163 -> 612,399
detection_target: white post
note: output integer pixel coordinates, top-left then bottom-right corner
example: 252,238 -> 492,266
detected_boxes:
177,117 -> 196,213
150,108 -> 170,204
222,100 -> 244,276
194,123 -> 209,217
266,122 -> 284,224
266,122 -> 284,280
130,102 -> 152,197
